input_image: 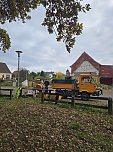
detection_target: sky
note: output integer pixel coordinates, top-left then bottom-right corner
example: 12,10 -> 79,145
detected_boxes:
0,0 -> 113,74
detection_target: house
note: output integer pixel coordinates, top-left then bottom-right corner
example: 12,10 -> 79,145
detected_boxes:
0,62 -> 12,80
12,70 -> 18,78
70,52 -> 113,84
45,71 -> 55,78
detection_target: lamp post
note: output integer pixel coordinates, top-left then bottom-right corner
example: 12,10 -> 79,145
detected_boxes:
16,50 -> 23,87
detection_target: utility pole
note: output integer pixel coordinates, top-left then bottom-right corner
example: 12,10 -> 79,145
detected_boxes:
16,50 -> 23,87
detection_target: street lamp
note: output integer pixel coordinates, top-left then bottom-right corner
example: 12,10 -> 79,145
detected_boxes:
16,50 -> 23,87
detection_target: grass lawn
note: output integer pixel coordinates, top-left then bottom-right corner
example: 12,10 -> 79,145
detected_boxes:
0,97 -> 113,152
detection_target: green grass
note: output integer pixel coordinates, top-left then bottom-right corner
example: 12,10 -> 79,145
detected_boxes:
69,121 -> 81,130
0,97 -> 113,152
55,100 -> 108,115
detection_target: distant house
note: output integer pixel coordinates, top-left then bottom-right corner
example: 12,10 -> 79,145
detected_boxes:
70,52 -> 113,84
45,71 -> 55,78
0,62 -> 12,80
12,70 -> 18,78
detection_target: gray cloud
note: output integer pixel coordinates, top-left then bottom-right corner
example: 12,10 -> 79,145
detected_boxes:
0,0 -> 113,74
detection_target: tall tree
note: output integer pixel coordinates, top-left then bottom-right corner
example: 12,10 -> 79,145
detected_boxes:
40,70 -> 45,77
0,0 -> 90,52
28,72 -> 37,80
12,68 -> 29,82
19,68 -> 29,82
56,72 -> 65,79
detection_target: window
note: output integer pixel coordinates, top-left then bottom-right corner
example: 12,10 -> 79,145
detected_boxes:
81,76 -> 95,84
6,75 -> 10,80
2,75 -> 4,80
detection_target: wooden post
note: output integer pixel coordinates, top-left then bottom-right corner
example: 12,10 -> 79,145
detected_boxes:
10,89 -> 12,99
0,80 -> 1,95
108,98 -> 113,115
71,90 -> 75,107
48,90 -> 51,102
33,89 -> 37,97
55,93 -> 59,104
41,91 -> 44,103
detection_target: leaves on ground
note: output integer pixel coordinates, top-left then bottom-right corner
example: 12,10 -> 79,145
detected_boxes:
0,98 -> 113,152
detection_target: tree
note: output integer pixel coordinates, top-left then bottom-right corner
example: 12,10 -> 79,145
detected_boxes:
40,70 -> 45,77
19,68 -> 29,82
12,68 -> 29,82
56,72 -> 65,79
0,0 -> 91,53
28,72 -> 37,81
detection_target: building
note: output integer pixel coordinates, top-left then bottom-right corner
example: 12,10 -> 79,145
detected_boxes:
0,62 -> 12,80
70,52 -> 113,84
45,71 -> 55,78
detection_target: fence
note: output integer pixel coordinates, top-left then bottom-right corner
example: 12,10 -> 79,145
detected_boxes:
40,90 -> 113,115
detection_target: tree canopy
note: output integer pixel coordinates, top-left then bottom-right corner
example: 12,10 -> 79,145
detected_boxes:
0,0 -> 91,52
56,72 -> 65,79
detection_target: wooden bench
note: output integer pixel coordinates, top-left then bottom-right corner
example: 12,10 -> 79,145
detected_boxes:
0,88 -> 13,99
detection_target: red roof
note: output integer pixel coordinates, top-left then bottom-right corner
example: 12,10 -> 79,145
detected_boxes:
70,52 -> 100,73
70,52 -> 113,77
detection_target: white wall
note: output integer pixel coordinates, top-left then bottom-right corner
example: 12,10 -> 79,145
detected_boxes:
73,61 -> 99,75
0,73 -> 12,79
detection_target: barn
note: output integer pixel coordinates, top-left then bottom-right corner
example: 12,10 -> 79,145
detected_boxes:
70,52 -> 113,85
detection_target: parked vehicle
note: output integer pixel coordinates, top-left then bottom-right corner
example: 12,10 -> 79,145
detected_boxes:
51,74 -> 103,100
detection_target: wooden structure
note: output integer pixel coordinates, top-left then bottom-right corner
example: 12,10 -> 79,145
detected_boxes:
0,88 -> 13,99
40,90 -> 113,115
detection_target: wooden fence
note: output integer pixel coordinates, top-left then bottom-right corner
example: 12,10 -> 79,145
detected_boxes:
40,90 -> 113,115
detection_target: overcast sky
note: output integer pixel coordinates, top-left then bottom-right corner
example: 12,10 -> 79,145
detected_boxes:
0,0 -> 113,74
